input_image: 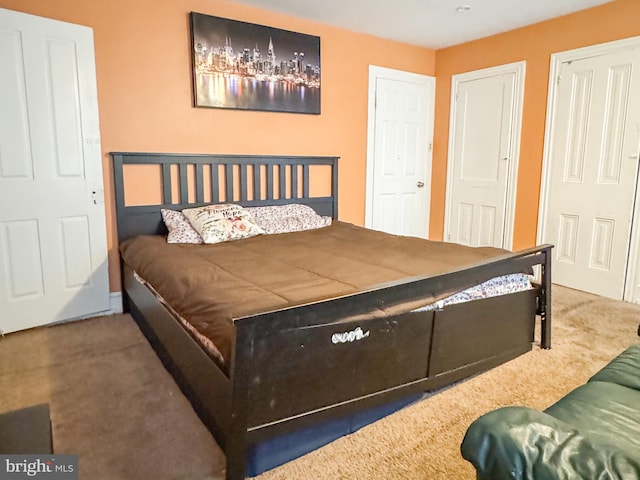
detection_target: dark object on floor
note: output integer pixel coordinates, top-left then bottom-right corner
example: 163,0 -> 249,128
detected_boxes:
461,343 -> 640,480
0,403 -> 52,454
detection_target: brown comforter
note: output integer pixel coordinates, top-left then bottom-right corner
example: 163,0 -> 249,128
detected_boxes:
120,222 -> 509,368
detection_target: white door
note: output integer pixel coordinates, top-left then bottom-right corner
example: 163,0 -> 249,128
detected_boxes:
0,8 -> 109,334
541,49 -> 640,300
366,67 -> 434,239
445,63 -> 525,249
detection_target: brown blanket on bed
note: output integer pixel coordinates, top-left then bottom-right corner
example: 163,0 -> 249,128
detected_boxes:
120,222 -> 509,368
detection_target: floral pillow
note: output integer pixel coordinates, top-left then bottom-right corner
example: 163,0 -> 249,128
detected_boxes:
182,204 -> 264,244
246,204 -> 332,234
161,209 -> 204,244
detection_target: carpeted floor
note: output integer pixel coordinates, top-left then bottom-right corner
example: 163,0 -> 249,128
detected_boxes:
1,285 -> 639,479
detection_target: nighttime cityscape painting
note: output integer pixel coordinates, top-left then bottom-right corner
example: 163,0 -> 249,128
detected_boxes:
190,12 -> 321,114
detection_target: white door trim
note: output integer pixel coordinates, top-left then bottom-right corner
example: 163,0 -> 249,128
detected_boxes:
365,65 -> 435,233
537,35 -> 640,303
444,61 -> 525,250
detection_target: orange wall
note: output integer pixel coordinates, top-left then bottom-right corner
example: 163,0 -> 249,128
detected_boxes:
432,0 -> 640,249
5,0 -> 638,293
0,0 -> 435,292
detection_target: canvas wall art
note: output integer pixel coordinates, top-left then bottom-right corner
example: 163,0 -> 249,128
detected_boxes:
190,12 -> 321,114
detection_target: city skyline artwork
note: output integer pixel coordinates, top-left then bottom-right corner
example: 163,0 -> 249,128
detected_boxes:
190,12 -> 321,114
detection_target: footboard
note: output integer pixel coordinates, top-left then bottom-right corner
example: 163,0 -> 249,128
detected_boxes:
223,244 -> 552,479
429,288 -> 537,382
245,310 -> 434,428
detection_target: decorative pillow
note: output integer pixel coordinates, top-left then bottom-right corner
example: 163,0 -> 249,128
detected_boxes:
182,204 -> 264,244
161,209 -> 204,244
246,204 -> 332,235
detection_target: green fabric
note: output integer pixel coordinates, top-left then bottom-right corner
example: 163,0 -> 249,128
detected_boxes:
461,406 -> 640,480
589,343 -> 640,391
461,344 -> 640,480
544,382 -> 640,458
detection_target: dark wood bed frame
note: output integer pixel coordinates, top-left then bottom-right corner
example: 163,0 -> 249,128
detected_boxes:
112,152 -> 553,480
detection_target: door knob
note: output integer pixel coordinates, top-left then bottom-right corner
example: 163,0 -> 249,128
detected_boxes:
417,181 -> 425,188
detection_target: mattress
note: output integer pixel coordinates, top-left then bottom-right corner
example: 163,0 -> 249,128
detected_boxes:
120,221 -> 532,370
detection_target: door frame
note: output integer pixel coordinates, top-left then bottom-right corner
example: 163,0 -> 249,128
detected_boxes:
537,36 -> 640,303
443,61 -> 525,250
365,65 -> 435,236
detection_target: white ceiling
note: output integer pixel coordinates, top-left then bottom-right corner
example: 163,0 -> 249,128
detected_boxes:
229,0 -> 614,49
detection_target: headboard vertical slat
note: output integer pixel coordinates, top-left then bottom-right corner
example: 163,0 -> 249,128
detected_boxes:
279,165 -> 287,200
195,164 -> 205,203
303,164 -> 310,198
254,164 -> 262,201
291,165 -> 299,199
179,163 -> 188,204
225,164 -> 234,202
211,163 -> 220,203
162,164 -> 172,204
267,165 -> 274,200
240,164 -> 248,202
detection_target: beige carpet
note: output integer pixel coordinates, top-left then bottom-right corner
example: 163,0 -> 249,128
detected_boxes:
1,286 -> 639,479
0,313 -> 225,479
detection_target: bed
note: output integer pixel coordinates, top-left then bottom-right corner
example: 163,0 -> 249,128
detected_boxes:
112,152 -> 552,480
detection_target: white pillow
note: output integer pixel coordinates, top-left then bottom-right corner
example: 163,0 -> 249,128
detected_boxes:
161,209 -> 204,244
246,204 -> 332,234
182,204 -> 264,244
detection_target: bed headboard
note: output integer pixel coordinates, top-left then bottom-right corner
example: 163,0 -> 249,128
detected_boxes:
112,152 -> 339,243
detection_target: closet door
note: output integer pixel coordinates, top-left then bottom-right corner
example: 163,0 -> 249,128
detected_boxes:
541,47 -> 640,300
445,62 -> 524,250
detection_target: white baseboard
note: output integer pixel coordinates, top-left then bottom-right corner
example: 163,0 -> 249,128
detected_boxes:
110,291 -> 123,314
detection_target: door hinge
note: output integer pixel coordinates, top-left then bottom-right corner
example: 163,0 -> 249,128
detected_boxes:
557,74 -> 562,86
